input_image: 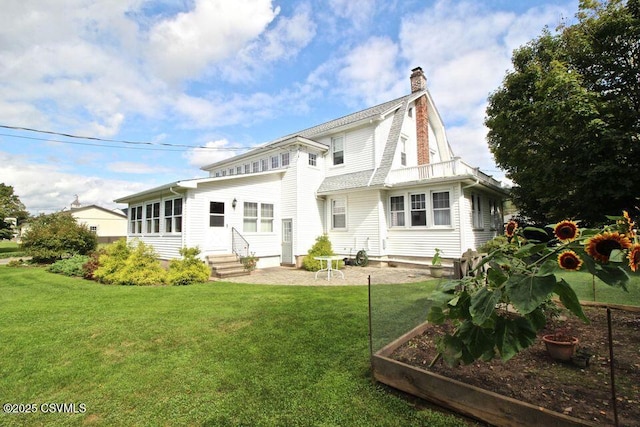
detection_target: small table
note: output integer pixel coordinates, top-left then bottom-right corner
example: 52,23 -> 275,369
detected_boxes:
314,256 -> 345,281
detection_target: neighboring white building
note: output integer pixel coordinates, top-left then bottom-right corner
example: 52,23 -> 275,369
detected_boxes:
70,205 -> 127,243
115,68 -> 508,267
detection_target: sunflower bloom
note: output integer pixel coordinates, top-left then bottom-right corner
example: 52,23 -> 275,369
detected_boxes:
585,232 -> 632,263
554,220 -> 579,242
558,250 -> 583,271
629,244 -> 640,272
622,211 -> 636,238
505,220 -> 518,238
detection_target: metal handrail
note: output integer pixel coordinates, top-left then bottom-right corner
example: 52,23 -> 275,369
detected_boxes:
231,227 -> 249,258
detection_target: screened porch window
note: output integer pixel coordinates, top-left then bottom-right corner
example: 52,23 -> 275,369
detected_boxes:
164,198 -> 183,233
410,194 -> 426,226
146,202 -> 160,233
390,196 -> 405,227
432,191 -> 451,226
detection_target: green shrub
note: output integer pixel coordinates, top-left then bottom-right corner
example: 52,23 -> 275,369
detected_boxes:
302,235 -> 341,271
94,240 -> 166,286
47,255 -> 89,277
478,235 -> 510,254
20,212 -> 97,263
82,249 -> 104,280
167,247 -> 210,286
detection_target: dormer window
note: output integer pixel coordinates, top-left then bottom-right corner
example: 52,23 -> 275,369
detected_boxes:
332,136 -> 344,165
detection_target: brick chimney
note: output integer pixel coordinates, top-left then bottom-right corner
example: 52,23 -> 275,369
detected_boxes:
411,67 -> 429,165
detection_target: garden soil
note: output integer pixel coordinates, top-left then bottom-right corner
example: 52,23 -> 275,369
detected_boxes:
391,305 -> 640,426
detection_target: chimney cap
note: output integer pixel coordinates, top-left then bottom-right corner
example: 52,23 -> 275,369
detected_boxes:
411,67 -> 423,73
410,67 -> 426,92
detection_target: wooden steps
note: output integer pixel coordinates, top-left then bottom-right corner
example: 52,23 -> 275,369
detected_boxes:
206,254 -> 250,279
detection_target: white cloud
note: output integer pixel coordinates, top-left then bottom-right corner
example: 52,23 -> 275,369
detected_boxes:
328,0 -> 378,31
183,139 -> 241,168
0,151 -> 148,213
146,0 -> 279,83
107,161 -> 172,174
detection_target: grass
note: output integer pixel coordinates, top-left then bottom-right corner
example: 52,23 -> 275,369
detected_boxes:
0,267 -> 469,427
557,271 -> 640,306
0,241 -> 25,258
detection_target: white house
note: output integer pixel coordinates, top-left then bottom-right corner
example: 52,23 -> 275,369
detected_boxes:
115,68 -> 508,268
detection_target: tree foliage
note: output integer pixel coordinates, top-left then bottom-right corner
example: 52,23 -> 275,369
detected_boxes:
21,211 -> 97,263
0,183 -> 29,239
486,0 -> 640,225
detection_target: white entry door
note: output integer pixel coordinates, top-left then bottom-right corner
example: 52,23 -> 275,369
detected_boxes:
206,201 -> 230,252
281,219 -> 293,265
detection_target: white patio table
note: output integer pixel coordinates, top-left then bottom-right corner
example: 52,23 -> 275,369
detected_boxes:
314,256 -> 345,281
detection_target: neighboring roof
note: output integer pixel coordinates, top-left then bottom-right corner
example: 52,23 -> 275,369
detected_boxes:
69,204 -> 127,218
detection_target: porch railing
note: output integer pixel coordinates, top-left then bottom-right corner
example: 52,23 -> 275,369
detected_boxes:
232,227 -> 250,258
386,158 -> 502,188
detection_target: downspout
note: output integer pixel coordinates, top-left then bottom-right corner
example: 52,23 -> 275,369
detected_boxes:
168,186 -> 186,251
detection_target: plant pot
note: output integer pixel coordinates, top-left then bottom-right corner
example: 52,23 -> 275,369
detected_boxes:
429,265 -> 444,278
542,335 -> 579,361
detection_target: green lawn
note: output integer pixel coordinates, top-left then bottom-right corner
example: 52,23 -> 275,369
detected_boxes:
0,267 -> 468,427
0,241 -> 25,258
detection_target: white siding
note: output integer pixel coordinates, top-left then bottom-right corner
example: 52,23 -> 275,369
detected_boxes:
322,125 -> 376,177
186,174 -> 282,260
327,190 -> 382,256
290,149 -> 326,257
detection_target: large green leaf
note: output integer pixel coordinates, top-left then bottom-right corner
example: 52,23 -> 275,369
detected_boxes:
470,287 -> 502,326
505,273 -> 556,314
487,266 -> 507,287
457,320 -> 496,361
595,264 -> 630,290
553,279 -> 588,322
427,305 -> 446,324
495,316 -> 537,362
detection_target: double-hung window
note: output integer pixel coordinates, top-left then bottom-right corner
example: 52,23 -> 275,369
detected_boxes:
472,194 -> 483,229
331,136 -> 344,165
164,198 -> 183,233
244,164 -> 251,174
271,156 -> 279,169
236,166 -> 243,175
130,206 -> 142,234
145,202 -> 160,233
209,202 -> 224,227
252,161 -> 260,173
432,191 -> 451,226
281,152 -> 290,167
390,196 -> 405,227
332,198 -> 346,229
243,202 -> 275,233
261,204 -> 274,232
261,159 -> 268,171
400,136 -> 407,166
410,194 -> 427,226
308,153 -> 317,166
243,202 -> 258,232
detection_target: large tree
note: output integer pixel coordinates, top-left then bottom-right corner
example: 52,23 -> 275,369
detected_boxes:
486,0 -> 640,225
0,183 -> 29,239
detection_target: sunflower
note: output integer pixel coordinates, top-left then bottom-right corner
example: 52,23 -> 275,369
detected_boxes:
585,232 -> 632,263
558,250 -> 583,271
505,220 -> 518,238
629,244 -> 640,272
622,211 -> 636,238
554,220 -> 579,242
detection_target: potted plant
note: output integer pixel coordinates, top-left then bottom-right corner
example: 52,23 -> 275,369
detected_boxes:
542,329 -> 579,362
429,248 -> 444,278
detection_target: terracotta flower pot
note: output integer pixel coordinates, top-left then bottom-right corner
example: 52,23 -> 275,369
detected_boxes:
542,335 -> 579,361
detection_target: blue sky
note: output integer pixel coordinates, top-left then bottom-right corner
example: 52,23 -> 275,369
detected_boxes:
0,0 -> 578,213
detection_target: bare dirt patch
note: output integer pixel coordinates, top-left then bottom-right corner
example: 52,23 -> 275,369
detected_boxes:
391,306 -> 640,426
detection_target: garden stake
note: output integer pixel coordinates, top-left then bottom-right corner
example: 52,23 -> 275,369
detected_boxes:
607,307 -> 619,427
368,275 -> 373,361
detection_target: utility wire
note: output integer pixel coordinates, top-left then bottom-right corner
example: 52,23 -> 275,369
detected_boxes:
0,124 -> 251,151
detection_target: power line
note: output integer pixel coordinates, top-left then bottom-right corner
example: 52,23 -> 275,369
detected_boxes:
0,124 -> 251,151
0,133 -> 187,152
